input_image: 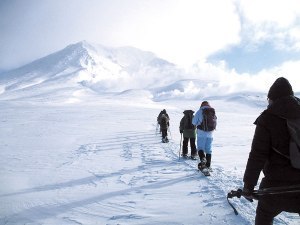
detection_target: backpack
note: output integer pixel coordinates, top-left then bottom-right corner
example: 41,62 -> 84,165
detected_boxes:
160,114 -> 169,128
198,107 -> 217,131
273,118 -> 300,169
184,112 -> 194,129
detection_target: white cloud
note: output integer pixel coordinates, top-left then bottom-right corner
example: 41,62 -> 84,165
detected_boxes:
1,0 -> 300,95
129,0 -> 241,67
238,0 -> 300,26
237,0 -> 300,51
0,0 -> 242,70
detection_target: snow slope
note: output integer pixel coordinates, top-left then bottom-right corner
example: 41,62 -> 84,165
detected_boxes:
0,41 -> 299,224
0,94 -> 299,225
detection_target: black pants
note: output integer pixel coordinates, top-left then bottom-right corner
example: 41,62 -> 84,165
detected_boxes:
161,129 -> 168,139
255,179 -> 300,225
255,195 -> 300,225
182,137 -> 196,156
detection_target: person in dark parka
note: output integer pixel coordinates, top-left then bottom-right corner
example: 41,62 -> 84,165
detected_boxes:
243,77 -> 300,225
157,109 -> 169,132
179,110 -> 197,159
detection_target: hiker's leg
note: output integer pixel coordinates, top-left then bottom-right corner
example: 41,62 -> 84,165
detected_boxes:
204,137 -> 213,155
182,137 -> 188,155
255,199 -> 280,225
197,136 -> 206,153
198,150 -> 205,161
206,154 -> 211,168
162,129 -> 167,139
190,137 -> 197,156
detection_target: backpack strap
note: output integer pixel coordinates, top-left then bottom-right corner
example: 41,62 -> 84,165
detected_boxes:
272,147 -> 290,160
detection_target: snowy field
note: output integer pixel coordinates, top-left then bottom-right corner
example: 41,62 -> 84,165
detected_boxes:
1,93 -> 299,225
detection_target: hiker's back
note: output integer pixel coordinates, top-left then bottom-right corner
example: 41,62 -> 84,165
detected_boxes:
160,114 -> 169,129
254,103 -> 300,183
183,111 -> 194,130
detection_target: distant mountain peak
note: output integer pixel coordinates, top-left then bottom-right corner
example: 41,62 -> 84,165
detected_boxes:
0,41 -> 182,101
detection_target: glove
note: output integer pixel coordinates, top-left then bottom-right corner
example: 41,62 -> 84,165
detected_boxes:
180,129 -> 183,133
242,185 -> 254,202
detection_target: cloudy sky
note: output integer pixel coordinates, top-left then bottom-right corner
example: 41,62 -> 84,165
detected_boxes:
1,0 -> 300,86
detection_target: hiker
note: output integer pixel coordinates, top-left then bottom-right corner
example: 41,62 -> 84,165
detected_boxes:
243,77 -> 300,225
157,109 -> 169,132
160,113 -> 170,142
179,110 -> 197,159
192,101 -> 217,172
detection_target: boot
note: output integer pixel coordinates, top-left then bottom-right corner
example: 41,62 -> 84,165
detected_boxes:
206,154 -> 211,168
198,150 -> 206,170
198,150 -> 206,162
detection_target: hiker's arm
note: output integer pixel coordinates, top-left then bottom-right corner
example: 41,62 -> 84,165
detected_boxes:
192,110 -> 202,126
179,118 -> 184,132
243,123 -> 271,189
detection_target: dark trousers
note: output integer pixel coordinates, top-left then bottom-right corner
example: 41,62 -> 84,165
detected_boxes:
161,129 -> 168,139
255,195 -> 300,225
255,179 -> 300,225
182,137 -> 196,156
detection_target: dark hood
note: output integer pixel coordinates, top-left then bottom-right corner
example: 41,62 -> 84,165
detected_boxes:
183,110 -> 194,115
267,96 -> 300,119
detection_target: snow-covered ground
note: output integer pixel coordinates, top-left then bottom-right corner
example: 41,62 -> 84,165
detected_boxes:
0,41 -> 299,224
0,94 -> 299,225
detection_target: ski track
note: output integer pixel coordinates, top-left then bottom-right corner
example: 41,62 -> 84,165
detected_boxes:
1,123 -> 299,224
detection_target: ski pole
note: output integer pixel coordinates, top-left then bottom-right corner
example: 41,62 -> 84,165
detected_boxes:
227,184 -> 300,215
179,133 -> 182,159
227,189 -> 242,215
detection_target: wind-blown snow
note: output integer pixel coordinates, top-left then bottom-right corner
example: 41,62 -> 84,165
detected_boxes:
0,41 -> 299,224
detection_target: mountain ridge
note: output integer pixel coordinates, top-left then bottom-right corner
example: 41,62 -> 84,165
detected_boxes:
0,41 -> 273,105
0,41 -> 184,101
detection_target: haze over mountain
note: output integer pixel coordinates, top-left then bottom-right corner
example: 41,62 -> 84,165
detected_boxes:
1,40 -> 299,107
0,41 -> 183,100
0,40 -> 274,106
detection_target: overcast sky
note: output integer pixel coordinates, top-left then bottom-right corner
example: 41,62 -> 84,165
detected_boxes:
1,0 -> 300,83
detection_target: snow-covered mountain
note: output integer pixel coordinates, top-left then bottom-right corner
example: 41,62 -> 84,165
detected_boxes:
0,41 -> 184,101
0,40 -> 274,107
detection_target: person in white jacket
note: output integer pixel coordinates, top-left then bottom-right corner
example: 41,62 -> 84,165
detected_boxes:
192,101 -> 217,170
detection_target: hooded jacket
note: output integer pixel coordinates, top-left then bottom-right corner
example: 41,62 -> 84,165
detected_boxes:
243,95 -> 300,189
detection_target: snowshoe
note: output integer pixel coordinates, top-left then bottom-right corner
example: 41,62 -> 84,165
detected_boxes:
190,155 -> 197,160
182,154 -> 188,159
197,159 -> 206,169
162,137 -> 169,143
200,167 -> 211,176
198,161 -> 210,176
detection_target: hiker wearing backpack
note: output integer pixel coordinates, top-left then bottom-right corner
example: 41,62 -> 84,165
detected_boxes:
243,77 -> 300,225
192,101 -> 217,172
157,109 -> 169,133
179,110 -> 197,159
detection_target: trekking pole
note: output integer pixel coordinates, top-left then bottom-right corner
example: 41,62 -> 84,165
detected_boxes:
179,133 -> 182,160
156,123 -> 159,135
227,189 -> 242,215
227,184 -> 300,215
